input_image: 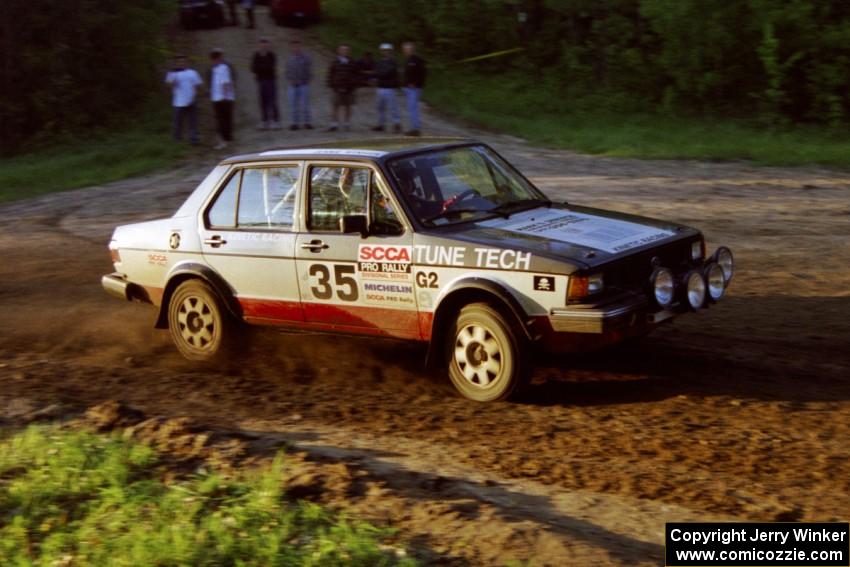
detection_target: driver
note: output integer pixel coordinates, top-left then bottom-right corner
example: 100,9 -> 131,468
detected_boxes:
393,163 -> 440,219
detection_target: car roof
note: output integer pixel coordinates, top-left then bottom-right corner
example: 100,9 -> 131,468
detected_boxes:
221,137 -> 478,164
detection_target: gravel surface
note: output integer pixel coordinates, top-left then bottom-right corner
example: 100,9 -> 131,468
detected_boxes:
1,9 -> 849,566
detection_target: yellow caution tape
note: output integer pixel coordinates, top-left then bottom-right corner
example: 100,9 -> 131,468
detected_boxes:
453,47 -> 525,64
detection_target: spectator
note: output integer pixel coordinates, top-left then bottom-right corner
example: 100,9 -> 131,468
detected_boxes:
242,0 -> 255,29
402,42 -> 426,136
165,55 -> 203,144
226,0 -> 239,25
372,43 -> 400,133
357,51 -> 375,87
252,38 -> 281,130
285,39 -> 313,130
209,49 -> 235,149
326,44 -> 358,132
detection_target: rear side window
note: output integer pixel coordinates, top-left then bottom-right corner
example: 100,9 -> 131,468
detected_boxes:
206,166 -> 300,230
207,172 -> 240,228
238,167 -> 299,229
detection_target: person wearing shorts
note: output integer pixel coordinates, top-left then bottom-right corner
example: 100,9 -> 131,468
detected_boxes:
326,44 -> 358,132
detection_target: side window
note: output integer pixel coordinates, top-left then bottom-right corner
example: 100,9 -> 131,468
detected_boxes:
370,178 -> 404,236
308,166 -> 369,231
207,171 -> 240,228
237,166 -> 299,230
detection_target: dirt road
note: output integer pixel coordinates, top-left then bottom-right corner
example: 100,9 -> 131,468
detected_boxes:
2,9 -> 850,566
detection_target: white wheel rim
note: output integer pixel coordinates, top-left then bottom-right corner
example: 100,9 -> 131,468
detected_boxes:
177,295 -> 216,349
454,323 -> 504,389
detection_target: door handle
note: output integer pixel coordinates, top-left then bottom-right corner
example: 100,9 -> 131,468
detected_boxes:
203,235 -> 227,247
301,239 -> 329,252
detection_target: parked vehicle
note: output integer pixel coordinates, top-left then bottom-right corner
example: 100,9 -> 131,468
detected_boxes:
270,0 -> 320,26
179,0 -> 226,30
103,139 -> 734,402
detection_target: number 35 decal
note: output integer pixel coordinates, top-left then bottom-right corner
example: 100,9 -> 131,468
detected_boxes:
309,264 -> 359,301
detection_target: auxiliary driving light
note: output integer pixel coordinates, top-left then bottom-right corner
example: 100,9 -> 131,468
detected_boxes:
704,262 -> 726,302
683,270 -> 707,311
713,246 -> 734,285
649,267 -> 675,308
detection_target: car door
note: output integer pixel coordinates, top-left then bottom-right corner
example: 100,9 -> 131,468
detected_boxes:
294,162 -> 419,338
200,163 -> 304,323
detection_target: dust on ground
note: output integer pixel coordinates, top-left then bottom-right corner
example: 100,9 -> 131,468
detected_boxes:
1,7 -> 849,566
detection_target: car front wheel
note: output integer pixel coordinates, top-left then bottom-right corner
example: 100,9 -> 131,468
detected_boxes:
446,303 -> 526,402
167,279 -> 234,362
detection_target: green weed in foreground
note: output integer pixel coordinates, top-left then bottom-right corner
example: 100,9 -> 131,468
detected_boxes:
0,106 -> 189,203
0,426 -> 417,566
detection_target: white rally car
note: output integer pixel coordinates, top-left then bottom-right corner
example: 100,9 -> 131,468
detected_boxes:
103,139 -> 733,401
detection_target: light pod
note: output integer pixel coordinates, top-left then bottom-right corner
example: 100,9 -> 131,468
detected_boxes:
703,262 -> 726,302
713,246 -> 734,286
649,267 -> 675,309
683,270 -> 707,310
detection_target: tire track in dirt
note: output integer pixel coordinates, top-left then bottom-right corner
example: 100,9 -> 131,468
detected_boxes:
2,6 -> 850,565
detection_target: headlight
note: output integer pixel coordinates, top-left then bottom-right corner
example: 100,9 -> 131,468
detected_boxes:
649,267 -> 675,308
713,246 -> 734,285
567,272 -> 604,300
587,273 -> 604,294
691,240 -> 704,261
683,270 -> 706,310
704,262 -> 726,302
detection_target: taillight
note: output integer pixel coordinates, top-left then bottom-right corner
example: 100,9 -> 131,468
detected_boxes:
110,248 -> 121,264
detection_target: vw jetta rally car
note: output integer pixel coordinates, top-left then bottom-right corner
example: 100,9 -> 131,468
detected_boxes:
103,139 -> 734,401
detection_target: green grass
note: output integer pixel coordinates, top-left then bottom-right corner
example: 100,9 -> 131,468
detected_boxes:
0,426 -> 417,566
425,71 -> 850,167
316,10 -> 850,168
0,105 -> 189,203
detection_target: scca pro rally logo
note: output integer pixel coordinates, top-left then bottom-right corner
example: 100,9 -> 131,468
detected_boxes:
358,245 -> 412,280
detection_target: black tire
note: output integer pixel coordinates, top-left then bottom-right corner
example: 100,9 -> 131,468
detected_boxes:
167,279 -> 236,362
445,303 -> 527,402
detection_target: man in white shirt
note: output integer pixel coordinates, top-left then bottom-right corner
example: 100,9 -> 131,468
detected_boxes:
165,55 -> 203,144
209,49 -> 236,149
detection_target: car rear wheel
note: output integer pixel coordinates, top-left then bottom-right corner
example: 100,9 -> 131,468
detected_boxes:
168,279 -> 235,362
446,303 -> 526,402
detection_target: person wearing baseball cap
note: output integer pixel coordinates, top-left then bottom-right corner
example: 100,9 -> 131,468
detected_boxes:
372,43 -> 401,133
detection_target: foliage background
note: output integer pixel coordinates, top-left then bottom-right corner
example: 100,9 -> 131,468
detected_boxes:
0,0 -> 173,155
322,0 -> 850,128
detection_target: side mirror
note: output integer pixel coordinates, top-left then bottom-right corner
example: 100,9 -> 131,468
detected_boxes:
340,214 -> 368,237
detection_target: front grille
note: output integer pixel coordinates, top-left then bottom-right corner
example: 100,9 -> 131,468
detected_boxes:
603,238 -> 696,294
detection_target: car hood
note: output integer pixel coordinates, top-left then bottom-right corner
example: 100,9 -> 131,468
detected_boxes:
444,203 -> 698,271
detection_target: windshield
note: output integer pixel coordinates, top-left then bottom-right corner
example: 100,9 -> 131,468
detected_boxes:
387,145 -> 548,226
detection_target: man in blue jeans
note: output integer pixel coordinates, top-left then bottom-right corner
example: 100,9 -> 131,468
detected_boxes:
402,42 -> 426,136
372,43 -> 401,133
251,38 -> 281,130
165,55 -> 203,144
285,39 -> 313,130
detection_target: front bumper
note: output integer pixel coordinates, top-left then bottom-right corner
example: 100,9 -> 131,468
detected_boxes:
548,293 -> 675,334
102,273 -> 130,301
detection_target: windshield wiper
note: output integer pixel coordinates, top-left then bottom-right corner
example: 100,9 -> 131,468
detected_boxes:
490,198 -> 552,217
423,208 -> 488,225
